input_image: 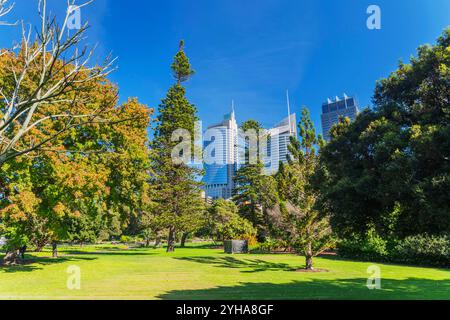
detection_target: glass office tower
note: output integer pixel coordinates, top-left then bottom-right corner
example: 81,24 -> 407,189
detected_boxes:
203,110 -> 297,199
321,94 -> 360,141
203,111 -> 238,200
263,114 -> 297,175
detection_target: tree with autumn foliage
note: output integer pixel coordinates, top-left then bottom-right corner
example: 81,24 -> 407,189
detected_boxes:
0,0 -> 115,166
0,63 -> 152,264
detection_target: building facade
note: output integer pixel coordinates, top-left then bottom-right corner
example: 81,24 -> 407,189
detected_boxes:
203,111 -> 238,200
321,94 -> 360,141
263,114 -> 297,175
203,110 -> 297,199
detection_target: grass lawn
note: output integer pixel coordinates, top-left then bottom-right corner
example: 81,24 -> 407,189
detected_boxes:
0,244 -> 449,300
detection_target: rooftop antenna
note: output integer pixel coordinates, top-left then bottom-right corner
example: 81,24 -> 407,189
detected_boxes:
286,90 -> 292,134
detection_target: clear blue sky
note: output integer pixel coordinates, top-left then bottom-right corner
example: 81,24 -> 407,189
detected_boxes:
1,0 -> 449,134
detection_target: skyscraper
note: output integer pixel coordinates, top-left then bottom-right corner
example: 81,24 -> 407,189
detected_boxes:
203,110 -> 238,200
263,113 -> 297,175
321,94 -> 360,141
203,98 -> 297,199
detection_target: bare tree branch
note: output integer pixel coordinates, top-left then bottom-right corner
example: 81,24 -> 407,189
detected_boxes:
0,0 -> 14,22
0,0 -> 119,166
0,0 -> 16,57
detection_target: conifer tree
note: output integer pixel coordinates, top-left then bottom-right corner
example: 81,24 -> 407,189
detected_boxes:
273,107 -> 335,270
151,41 -> 205,252
233,120 -> 277,240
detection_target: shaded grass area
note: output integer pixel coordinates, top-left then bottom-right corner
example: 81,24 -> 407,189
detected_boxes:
157,278 -> 450,300
0,245 -> 449,300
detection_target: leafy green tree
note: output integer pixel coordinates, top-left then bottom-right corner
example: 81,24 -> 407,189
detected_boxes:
103,98 -> 153,236
206,199 -> 256,241
151,41 -> 205,252
321,28 -> 450,239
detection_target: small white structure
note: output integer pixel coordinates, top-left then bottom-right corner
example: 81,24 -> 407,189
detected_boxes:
0,237 -> 7,246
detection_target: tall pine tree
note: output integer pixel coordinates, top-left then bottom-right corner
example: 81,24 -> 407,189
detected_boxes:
151,41 -> 205,252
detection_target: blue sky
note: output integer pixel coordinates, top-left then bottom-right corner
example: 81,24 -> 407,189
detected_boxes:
1,0 -> 449,134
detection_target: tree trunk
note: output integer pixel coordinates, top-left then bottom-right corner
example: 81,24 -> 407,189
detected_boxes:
166,228 -> 176,253
19,246 -> 27,260
154,235 -> 162,248
52,241 -> 58,258
34,239 -> 48,252
180,232 -> 189,248
3,249 -> 21,265
305,254 -> 313,270
305,242 -> 313,270
145,238 -> 151,248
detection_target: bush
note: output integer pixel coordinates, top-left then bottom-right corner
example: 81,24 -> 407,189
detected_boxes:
338,231 -> 450,268
392,234 -> 450,267
257,238 -> 277,253
120,235 -> 133,244
242,234 -> 258,247
206,199 -> 257,241
219,216 -> 257,240
338,229 -> 388,261
253,238 -> 292,253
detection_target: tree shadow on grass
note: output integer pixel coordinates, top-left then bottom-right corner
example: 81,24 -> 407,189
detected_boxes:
61,250 -> 156,257
0,254 -> 96,273
317,254 -> 450,271
157,277 -> 450,300
180,243 -> 224,249
175,256 -> 294,273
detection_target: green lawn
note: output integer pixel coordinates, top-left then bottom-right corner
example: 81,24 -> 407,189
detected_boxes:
0,244 -> 449,300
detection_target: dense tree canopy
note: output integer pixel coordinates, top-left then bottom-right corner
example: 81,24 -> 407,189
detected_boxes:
320,28 -> 450,239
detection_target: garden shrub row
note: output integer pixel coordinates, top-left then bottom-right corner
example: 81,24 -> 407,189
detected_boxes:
338,234 -> 450,268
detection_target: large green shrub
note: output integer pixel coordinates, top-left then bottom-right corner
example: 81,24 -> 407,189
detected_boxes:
338,232 -> 449,268
253,238 -> 292,253
338,229 -> 389,261
217,215 -> 256,241
392,234 -> 450,267
206,199 -> 257,241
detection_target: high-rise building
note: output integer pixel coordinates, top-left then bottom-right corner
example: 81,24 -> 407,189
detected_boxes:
321,94 -> 360,141
203,110 -> 238,200
263,113 -> 297,175
203,96 -> 297,199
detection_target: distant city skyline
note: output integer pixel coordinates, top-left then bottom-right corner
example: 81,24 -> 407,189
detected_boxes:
203,109 -> 297,200
1,1 -> 448,134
